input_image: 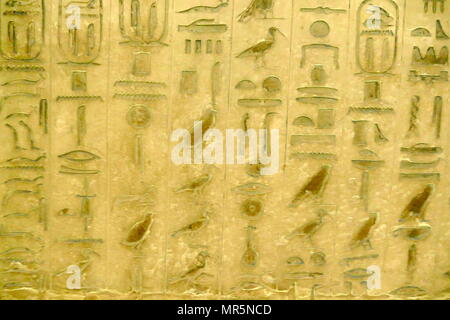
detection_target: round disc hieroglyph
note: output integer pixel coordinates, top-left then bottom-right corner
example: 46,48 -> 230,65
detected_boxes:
127,105 -> 152,129
310,20 -> 330,38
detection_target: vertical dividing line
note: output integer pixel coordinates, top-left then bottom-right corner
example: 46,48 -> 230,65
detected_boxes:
399,0 -> 407,70
162,0 -> 176,295
104,0 -> 114,291
219,0 -> 236,296
333,0 -> 353,275
379,0 -> 407,288
283,0 -> 296,175
45,0 -> 54,295
341,0 -> 352,159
